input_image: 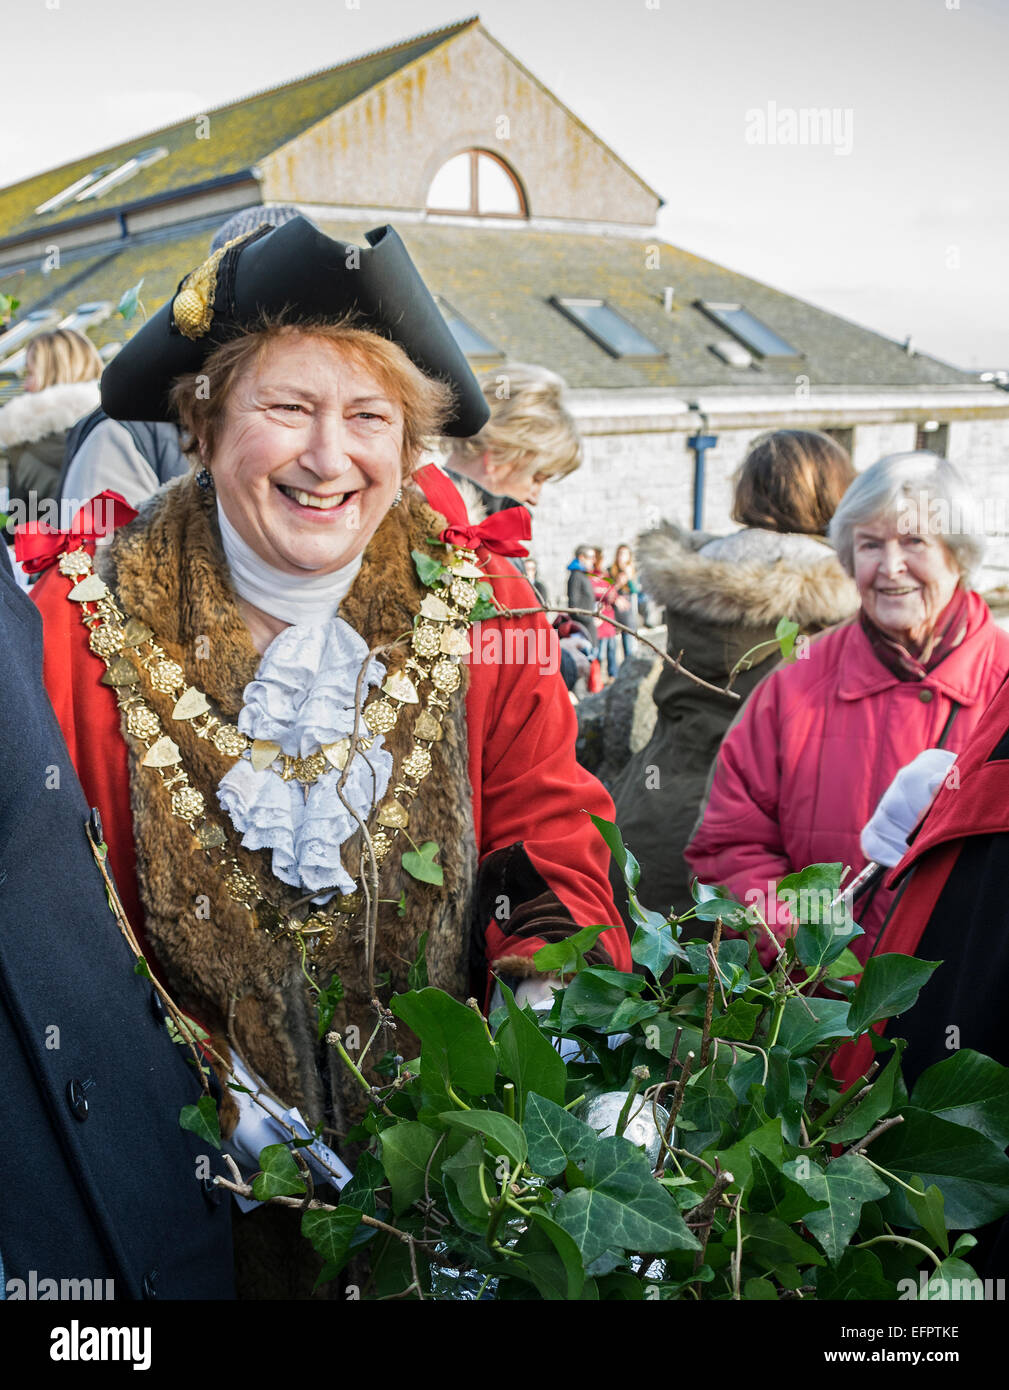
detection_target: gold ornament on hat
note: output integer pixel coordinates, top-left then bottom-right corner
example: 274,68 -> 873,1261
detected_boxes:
171,228 -> 269,341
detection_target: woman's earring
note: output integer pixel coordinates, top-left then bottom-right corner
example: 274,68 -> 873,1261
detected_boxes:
391,486 -> 403,508
196,467 -> 214,492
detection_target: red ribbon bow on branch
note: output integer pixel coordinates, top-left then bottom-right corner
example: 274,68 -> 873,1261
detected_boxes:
441,507 -> 531,558
14,491 -> 138,575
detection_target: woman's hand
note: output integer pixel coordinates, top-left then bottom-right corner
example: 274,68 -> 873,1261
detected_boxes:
225,1050 -> 353,1205
859,748 -> 957,867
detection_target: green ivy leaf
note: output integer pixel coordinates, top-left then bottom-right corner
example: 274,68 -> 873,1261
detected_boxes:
440,1109 -> 528,1166
495,982 -> 567,1112
134,956 -> 153,980
906,1178 -> 949,1256
823,1040 -> 905,1144
919,1257 -> 987,1300
251,1143 -> 308,1200
316,971 -> 344,1041
774,996 -> 853,1055
911,1049 -> 1009,1148
117,278 -> 144,321
775,616 -> 800,659
744,1276 -> 779,1300
301,1206 -> 364,1285
412,549 -> 446,586
691,893 -> 751,928
871,1107 -> 1009,1230
533,925 -> 606,976
736,1212 -> 827,1272
527,1211 -> 587,1300
824,947 -> 864,979
814,1246 -> 896,1299
553,1138 -> 700,1265
379,1121 -> 441,1215
709,998 -> 761,1041
340,1150 -> 384,1218
713,1118 -> 783,1196
179,1093 -> 221,1150
396,889 -> 407,918
748,1148 -> 828,1224
560,967 -> 659,1033
401,840 -> 444,886
784,1154 -> 889,1265
391,988 -> 498,1097
469,597 -> 498,621
590,814 -> 640,891
524,1092 -> 599,1176
846,955 -> 940,1034
441,1135 -> 492,1233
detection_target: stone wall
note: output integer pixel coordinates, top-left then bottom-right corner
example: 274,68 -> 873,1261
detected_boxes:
527,413 -> 1009,607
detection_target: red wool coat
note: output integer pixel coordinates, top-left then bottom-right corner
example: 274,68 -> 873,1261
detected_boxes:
833,670 -> 1009,1088
31,464 -> 630,991
685,593 -> 1009,962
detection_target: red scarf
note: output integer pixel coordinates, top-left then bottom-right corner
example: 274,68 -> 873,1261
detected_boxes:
860,586 -> 970,682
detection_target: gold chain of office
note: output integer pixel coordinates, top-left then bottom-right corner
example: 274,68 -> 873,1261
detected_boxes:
58,543 -> 486,960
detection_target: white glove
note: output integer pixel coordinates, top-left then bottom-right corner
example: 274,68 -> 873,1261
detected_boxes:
860,749 -> 957,867
226,1051 -> 352,1212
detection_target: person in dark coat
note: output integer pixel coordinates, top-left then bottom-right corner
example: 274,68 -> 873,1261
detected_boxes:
0,546 -> 234,1301
567,544 -> 600,646
610,430 -> 858,926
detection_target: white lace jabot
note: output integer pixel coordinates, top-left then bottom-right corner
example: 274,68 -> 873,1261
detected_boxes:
216,617 -> 393,899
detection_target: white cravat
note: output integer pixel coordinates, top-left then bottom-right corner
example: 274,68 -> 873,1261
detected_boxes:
216,498 -> 362,628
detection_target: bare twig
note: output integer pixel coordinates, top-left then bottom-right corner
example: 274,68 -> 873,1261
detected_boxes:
699,920 -> 724,1067
498,604 -> 740,700
839,1114 -> 904,1159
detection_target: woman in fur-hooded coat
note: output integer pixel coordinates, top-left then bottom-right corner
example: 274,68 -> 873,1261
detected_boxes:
0,379 -> 100,530
609,522 -> 858,922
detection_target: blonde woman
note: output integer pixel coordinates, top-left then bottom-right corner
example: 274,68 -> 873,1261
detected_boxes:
444,362 -> 581,515
1,328 -> 102,537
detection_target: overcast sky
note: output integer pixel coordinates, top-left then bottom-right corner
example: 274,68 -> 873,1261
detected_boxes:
5,0 -> 1007,368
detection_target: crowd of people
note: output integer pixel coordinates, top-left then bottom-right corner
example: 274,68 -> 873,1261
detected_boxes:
2,206 -> 1008,1296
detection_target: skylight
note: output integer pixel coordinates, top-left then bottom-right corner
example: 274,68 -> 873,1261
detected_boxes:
551,298 -> 664,359
697,302 -> 800,360
76,147 -> 169,202
34,167 -> 114,216
435,297 -> 502,359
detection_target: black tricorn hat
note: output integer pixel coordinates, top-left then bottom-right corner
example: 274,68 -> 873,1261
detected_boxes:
100,218 -> 489,437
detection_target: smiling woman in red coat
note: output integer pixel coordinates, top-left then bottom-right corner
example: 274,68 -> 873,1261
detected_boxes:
685,451 -> 1009,962
23,221 -> 628,1221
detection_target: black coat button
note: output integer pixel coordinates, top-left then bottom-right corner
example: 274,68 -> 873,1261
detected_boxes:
142,1269 -> 160,1300
67,1079 -> 90,1121
150,988 -> 166,1022
201,1176 -> 221,1207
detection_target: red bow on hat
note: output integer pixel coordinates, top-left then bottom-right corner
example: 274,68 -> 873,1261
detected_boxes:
14,491 -> 138,575
441,507 -> 531,558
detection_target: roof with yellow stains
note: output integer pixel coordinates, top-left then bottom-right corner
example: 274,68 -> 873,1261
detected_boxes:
0,18 -> 479,244
0,215 -> 975,395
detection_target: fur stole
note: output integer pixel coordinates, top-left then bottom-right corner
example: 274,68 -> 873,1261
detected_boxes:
0,381 -> 100,449
96,473 -> 477,1135
638,522 -> 858,630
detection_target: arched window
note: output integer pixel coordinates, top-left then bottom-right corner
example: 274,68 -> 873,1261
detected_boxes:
426,150 -> 526,218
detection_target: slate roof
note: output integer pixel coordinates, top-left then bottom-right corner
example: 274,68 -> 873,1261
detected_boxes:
0,215 -> 974,393
0,18 -> 478,244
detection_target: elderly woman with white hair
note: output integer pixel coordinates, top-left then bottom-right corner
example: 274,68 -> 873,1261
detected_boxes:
685,451 -> 1009,961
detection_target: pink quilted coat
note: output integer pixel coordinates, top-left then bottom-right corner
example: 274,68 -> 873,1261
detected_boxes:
684,592 -> 1009,960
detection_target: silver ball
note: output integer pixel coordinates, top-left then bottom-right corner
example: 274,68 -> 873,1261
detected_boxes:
576,1090 -> 672,1165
